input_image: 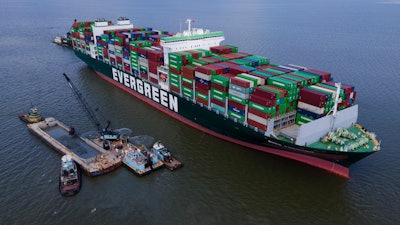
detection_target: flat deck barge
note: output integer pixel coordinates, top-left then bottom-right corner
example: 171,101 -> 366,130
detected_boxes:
28,117 -> 123,176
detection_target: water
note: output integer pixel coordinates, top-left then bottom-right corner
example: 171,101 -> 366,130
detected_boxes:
1,0 -> 399,224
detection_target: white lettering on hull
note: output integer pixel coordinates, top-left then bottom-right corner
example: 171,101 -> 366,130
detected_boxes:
111,68 -> 178,113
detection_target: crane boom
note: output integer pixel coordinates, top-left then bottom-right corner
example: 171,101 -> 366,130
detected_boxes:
63,73 -> 101,129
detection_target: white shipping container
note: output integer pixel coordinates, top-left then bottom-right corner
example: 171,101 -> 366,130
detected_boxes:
195,71 -> 211,81
248,112 -> 268,125
297,101 -> 325,115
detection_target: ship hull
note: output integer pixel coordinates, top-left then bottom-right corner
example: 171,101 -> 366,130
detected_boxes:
75,50 -> 374,178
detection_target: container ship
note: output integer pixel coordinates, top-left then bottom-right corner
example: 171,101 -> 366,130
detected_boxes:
69,17 -> 380,178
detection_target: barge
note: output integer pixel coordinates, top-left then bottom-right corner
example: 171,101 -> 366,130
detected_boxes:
28,117 -> 123,176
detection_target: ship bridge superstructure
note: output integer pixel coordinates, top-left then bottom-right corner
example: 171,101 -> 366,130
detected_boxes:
161,19 -> 225,66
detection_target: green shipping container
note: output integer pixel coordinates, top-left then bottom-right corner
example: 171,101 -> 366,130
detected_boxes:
182,86 -> 194,98
211,75 -> 230,87
228,93 -> 248,105
195,91 -> 209,101
228,110 -> 245,122
249,101 -> 274,114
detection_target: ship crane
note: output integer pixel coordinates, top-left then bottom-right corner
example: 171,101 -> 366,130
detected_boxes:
328,82 -> 342,131
63,73 -> 120,149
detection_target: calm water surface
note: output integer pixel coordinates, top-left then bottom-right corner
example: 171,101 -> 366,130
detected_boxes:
1,0 -> 399,224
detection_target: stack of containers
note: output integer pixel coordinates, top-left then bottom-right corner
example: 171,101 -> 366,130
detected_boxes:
168,51 -> 193,94
114,37 -> 124,70
227,76 -> 254,122
247,86 -> 281,131
296,88 -> 331,124
210,74 -> 234,114
108,39 -> 116,66
129,40 -> 152,76
96,36 -> 104,61
147,47 -> 163,84
100,34 -> 109,64
181,64 -> 197,99
194,64 -> 220,106
289,70 -> 321,85
303,69 -> 331,83
122,40 -> 131,73
267,76 -> 299,116
325,82 -> 356,108
138,47 -> 149,80
71,22 -> 93,54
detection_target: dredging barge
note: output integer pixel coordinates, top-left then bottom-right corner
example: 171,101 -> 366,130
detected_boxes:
28,117 -> 123,176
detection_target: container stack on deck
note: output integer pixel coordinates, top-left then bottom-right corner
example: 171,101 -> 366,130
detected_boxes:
70,20 -> 358,133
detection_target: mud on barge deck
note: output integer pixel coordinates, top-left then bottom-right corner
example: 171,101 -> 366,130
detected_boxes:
28,117 -> 123,176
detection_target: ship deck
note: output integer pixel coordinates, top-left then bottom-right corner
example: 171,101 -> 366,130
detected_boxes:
28,117 -> 123,176
277,124 -> 380,153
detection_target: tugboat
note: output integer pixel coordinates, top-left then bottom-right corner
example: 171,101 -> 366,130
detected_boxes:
19,107 -> 43,123
152,141 -> 182,171
123,135 -> 164,176
59,154 -> 81,196
54,32 -> 72,47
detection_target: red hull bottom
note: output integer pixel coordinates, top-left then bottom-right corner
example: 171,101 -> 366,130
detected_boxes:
94,71 -> 350,178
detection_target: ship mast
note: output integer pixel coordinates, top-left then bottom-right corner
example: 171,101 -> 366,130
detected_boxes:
185,18 -> 194,33
332,82 -> 341,118
329,82 -> 342,131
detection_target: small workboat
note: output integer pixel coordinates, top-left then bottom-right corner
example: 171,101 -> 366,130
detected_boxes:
19,107 -> 43,123
59,154 -> 81,196
54,32 -> 72,47
152,141 -> 183,171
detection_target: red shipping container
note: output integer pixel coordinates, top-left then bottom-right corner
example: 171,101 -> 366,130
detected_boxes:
249,94 -> 275,107
140,73 -> 149,80
263,85 -> 288,97
181,81 -> 193,89
196,65 -> 214,75
137,48 -> 148,57
252,87 -> 277,100
150,77 -> 158,84
185,50 -> 201,59
298,88 -> 328,107
182,65 -> 196,79
210,46 -> 232,54
325,81 -> 354,95
211,98 -> 225,108
116,56 -> 123,64
195,97 -> 209,106
228,99 -> 246,111
169,67 -> 181,75
230,77 -> 251,88
195,83 -> 210,93
229,66 -> 253,75
211,82 -> 229,92
147,50 -> 163,62
248,107 -> 271,119
170,85 -> 181,94
220,73 -> 236,79
247,118 -> 268,131
304,69 -> 331,82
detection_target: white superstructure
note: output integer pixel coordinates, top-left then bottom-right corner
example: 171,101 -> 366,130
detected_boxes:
160,19 -> 225,66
